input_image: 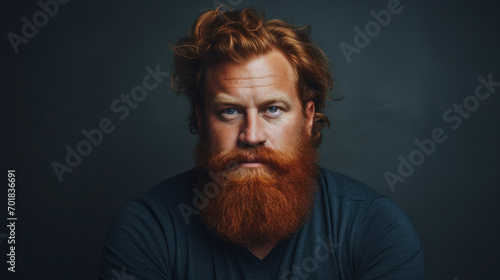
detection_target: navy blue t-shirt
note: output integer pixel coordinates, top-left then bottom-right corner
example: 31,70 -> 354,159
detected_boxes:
99,167 -> 425,279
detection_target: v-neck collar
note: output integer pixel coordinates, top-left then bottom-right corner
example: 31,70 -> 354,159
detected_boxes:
225,237 -> 292,267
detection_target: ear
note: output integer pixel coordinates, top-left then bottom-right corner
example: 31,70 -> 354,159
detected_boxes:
305,101 -> 315,134
195,105 -> 203,134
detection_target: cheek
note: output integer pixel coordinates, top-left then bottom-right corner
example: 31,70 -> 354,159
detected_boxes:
206,121 -> 238,150
287,116 -> 307,148
270,120 -> 301,149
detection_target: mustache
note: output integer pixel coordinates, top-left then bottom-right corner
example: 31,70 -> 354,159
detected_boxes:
206,145 -> 297,172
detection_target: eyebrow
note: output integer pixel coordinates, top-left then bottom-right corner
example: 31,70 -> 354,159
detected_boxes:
220,75 -> 280,81
209,94 -> 293,109
223,84 -> 275,89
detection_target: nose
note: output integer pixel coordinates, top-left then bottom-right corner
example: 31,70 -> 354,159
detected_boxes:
238,109 -> 267,147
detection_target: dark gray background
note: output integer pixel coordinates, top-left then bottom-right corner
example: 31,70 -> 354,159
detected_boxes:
2,0 -> 499,279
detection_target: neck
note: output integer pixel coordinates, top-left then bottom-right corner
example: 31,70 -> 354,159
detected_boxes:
242,241 -> 278,260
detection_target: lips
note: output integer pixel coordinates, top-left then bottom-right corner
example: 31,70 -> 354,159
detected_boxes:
239,158 -> 265,167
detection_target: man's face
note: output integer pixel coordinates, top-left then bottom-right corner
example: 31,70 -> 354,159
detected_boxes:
197,50 -> 315,159
193,50 -> 320,245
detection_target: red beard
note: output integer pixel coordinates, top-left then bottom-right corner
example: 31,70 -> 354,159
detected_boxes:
194,124 -> 320,245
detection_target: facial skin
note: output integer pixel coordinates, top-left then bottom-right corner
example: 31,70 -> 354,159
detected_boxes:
196,49 -> 315,161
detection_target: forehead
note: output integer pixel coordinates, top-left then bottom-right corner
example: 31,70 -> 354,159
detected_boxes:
205,50 -> 298,103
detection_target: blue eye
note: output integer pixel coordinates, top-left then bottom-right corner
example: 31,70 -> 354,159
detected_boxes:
268,106 -> 279,113
224,108 -> 237,115
220,108 -> 240,120
264,106 -> 282,118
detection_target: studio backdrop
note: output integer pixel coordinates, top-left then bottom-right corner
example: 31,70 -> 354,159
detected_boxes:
2,0 -> 499,279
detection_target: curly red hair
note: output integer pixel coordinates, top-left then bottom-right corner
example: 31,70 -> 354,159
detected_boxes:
171,7 -> 333,147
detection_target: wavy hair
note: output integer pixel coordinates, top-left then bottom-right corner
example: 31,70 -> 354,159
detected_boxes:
171,7 -> 334,147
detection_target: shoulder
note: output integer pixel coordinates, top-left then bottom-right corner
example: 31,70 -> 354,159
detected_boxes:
317,167 -> 403,231
319,167 -> 384,203
318,167 -> 416,232
100,168 -> 198,279
104,167 -> 199,250
134,167 -> 201,226
143,168 -> 197,202
104,167 -> 197,242
318,168 -> 425,278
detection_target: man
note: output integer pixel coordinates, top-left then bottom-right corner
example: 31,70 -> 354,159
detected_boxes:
99,7 -> 425,280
